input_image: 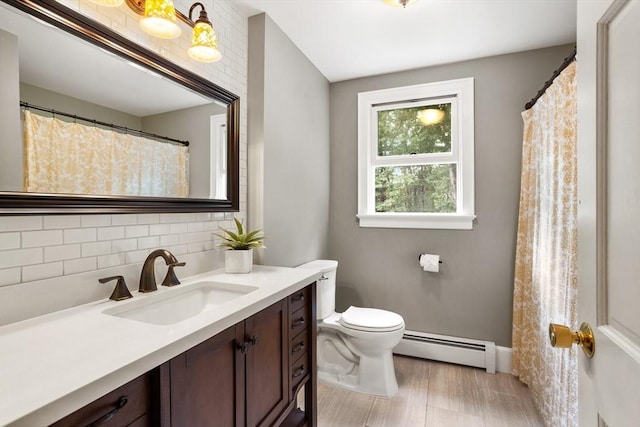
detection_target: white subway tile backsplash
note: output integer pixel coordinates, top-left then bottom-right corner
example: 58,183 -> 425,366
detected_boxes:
112,238 -> 138,253
44,244 -> 81,262
44,216 -> 80,229
0,216 -> 42,232
64,228 -> 97,244
0,248 -> 43,268
160,234 -> 181,247
22,230 -> 63,248
149,224 -> 171,236
81,215 -> 111,227
97,253 -> 125,269
0,268 -> 21,286
137,236 -> 160,250
22,262 -> 63,282
170,223 -> 189,234
82,241 -> 112,257
0,233 -> 20,250
125,225 -> 149,238
111,215 -> 138,226
97,226 -> 125,241
64,257 -> 97,275
125,249 -> 150,264
137,214 -> 160,224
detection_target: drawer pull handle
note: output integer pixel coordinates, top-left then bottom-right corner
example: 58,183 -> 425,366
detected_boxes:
292,342 -> 305,353
293,366 -> 305,378
292,318 -> 305,328
319,274 -> 329,281
291,293 -> 305,302
248,336 -> 259,346
85,396 -> 128,427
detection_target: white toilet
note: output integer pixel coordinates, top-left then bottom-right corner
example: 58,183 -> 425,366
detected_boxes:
297,260 -> 405,397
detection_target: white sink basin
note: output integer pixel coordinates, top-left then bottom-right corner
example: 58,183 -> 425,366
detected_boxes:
103,281 -> 258,325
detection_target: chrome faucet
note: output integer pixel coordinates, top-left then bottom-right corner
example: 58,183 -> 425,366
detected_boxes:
139,249 -> 186,293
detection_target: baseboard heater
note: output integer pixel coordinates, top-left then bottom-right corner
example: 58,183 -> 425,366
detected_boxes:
394,330 -> 496,374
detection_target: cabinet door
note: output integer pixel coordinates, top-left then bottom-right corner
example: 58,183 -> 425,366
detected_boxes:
245,300 -> 288,427
169,323 -> 245,427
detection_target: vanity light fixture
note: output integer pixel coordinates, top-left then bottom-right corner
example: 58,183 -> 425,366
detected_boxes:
187,3 -> 222,63
383,0 -> 419,8
139,0 -> 181,39
120,0 -> 223,62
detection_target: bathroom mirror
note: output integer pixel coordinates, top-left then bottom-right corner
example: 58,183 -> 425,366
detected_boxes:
0,0 -> 239,214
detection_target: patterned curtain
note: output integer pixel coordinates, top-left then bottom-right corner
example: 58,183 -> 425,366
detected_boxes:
512,61 -> 577,427
23,110 -> 189,197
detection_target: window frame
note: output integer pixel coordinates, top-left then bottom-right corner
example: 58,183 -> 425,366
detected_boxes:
357,78 -> 476,230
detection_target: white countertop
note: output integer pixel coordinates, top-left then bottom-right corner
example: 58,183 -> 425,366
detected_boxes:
0,266 -> 321,427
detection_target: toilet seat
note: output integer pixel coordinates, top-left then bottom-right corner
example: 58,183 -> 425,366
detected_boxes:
339,306 -> 404,332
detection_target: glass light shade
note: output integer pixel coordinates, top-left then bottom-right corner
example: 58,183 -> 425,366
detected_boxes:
383,0 -> 419,7
139,0 -> 181,39
188,22 -> 222,62
88,0 -> 125,6
417,109 -> 445,126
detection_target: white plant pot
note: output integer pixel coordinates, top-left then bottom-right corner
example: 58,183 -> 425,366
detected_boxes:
225,249 -> 253,274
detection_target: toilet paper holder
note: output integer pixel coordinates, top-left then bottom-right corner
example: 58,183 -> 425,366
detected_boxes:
418,254 -> 443,263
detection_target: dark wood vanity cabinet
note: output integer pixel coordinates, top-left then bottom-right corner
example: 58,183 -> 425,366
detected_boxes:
49,284 -> 316,427
49,370 -> 158,427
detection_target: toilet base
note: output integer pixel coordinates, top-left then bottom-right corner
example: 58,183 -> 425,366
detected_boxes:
318,351 -> 399,397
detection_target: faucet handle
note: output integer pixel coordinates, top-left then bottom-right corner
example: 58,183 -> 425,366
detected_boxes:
161,261 -> 186,287
99,275 -> 133,301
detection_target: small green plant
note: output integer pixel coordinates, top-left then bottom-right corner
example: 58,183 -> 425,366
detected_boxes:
213,218 -> 264,250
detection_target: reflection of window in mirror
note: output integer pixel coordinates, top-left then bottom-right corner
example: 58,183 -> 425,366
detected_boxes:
210,114 -> 227,199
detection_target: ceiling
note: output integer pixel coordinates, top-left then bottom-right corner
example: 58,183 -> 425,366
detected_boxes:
236,0 -> 577,83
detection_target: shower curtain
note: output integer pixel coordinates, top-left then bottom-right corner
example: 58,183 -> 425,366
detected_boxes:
512,61 -> 577,427
23,110 -> 189,197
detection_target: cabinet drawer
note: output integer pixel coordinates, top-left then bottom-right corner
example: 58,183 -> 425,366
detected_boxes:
288,287 -> 310,314
289,330 -> 308,365
50,371 -> 153,427
290,357 -> 308,391
289,309 -> 308,337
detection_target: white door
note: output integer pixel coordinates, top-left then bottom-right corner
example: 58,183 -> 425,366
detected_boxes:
576,0 -> 640,425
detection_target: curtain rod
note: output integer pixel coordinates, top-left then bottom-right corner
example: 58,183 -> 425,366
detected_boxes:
524,46 -> 577,111
19,102 -> 189,147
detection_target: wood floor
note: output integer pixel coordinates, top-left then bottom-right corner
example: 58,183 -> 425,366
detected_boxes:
316,355 -> 543,427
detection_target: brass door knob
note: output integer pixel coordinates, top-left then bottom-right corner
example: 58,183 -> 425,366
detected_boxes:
549,322 -> 595,358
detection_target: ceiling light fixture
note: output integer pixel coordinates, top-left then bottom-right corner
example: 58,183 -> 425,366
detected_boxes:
187,3 -> 222,63
417,109 -> 445,126
383,0 -> 419,8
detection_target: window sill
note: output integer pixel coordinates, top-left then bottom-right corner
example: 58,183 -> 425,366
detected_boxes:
357,213 -> 476,230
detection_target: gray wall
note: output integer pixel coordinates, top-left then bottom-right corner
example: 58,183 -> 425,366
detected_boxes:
0,30 -> 22,191
248,14 -> 331,267
329,45 -> 574,347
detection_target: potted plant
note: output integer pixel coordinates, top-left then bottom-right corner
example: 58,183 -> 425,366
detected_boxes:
214,218 -> 264,273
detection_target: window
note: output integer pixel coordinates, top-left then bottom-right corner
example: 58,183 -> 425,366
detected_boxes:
357,78 -> 475,229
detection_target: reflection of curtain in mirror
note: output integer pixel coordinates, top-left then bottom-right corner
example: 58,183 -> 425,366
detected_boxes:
22,111 -> 189,197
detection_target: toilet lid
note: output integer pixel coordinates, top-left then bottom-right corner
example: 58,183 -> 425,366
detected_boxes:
339,306 -> 404,332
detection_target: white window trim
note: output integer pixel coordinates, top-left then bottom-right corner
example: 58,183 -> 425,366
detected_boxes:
357,78 -> 476,230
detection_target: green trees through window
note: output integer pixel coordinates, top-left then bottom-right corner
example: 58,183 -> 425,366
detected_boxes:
374,104 -> 457,213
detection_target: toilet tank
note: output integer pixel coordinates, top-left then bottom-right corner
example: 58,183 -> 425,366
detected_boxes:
296,260 -> 338,320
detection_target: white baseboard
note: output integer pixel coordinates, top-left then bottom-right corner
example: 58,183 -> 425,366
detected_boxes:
495,346 -> 512,374
394,330 -> 513,374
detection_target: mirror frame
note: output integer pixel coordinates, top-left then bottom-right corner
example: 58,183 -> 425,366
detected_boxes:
0,0 -> 239,215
